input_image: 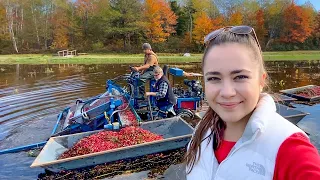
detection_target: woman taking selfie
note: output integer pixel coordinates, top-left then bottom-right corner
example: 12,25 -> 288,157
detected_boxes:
185,26 -> 320,180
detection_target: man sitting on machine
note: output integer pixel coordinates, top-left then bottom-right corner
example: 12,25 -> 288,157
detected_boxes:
132,43 -> 159,99
145,66 -> 176,118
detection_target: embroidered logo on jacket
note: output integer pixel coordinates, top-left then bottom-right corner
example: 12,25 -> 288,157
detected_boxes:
246,162 -> 265,176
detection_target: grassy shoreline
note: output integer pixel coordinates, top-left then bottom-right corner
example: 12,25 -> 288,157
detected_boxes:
0,51 -> 319,64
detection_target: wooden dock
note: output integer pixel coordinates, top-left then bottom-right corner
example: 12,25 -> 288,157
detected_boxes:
57,50 -> 77,57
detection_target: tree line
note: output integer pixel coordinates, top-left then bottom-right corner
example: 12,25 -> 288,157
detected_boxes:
0,0 -> 319,54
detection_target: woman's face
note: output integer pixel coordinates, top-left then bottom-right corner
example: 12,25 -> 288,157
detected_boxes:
203,43 -> 266,124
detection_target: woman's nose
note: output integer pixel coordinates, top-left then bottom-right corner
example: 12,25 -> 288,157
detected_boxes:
219,81 -> 236,98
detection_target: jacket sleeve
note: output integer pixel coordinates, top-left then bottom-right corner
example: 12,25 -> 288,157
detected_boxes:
273,132 -> 320,180
186,161 -> 210,180
186,130 -> 214,180
186,142 -> 211,180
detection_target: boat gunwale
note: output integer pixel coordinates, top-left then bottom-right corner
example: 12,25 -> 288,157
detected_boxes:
31,118 -> 194,168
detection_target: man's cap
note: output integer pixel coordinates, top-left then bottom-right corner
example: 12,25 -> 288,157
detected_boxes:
142,43 -> 152,50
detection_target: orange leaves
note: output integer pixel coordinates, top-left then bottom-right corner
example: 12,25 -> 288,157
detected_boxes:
256,9 -> 264,28
159,0 -> 177,35
75,0 -> 96,17
281,3 -> 313,43
212,16 -> 224,30
51,8 -> 69,49
0,3 -> 8,39
192,12 -> 224,45
193,12 -> 213,44
144,0 -> 166,42
255,9 -> 266,44
143,0 -> 177,43
1,0 -> 319,52
314,11 -> 320,38
229,12 -> 243,26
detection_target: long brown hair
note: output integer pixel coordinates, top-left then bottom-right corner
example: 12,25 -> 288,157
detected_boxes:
185,30 -> 268,174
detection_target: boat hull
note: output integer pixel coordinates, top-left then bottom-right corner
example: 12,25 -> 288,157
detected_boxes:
31,117 -> 194,172
280,85 -> 320,102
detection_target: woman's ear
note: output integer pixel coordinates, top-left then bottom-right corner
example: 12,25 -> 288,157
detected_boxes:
260,73 -> 267,91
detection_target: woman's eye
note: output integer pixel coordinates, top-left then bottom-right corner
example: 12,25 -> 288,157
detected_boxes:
206,77 -> 220,81
234,75 -> 248,80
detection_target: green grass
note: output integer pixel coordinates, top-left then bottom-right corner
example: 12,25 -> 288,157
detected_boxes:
262,51 -> 320,61
0,51 -> 319,64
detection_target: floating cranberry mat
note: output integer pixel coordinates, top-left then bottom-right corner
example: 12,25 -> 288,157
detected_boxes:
280,85 -> 320,102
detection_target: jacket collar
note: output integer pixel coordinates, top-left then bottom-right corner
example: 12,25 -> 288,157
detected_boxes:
201,93 -> 277,148
201,93 -> 276,144
240,93 -> 276,142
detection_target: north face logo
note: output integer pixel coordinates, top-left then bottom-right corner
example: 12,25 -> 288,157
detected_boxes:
246,162 -> 265,176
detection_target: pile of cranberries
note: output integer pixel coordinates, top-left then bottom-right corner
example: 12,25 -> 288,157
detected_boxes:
59,126 -> 163,159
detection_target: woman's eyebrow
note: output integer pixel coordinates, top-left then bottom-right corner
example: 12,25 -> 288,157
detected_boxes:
230,69 -> 251,75
205,69 -> 251,76
205,71 -> 220,76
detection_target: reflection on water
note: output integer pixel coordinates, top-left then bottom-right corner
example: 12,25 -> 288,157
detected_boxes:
0,61 -> 320,179
0,64 -> 133,141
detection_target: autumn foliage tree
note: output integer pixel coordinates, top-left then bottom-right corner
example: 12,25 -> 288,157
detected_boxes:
0,3 -> 8,40
51,7 -> 70,49
229,11 -> 243,26
159,0 -> 177,37
75,0 -> 96,17
212,16 -> 224,30
0,3 -> 10,53
281,3 -> 313,43
255,9 -> 266,47
0,0 -> 319,53
314,11 -> 320,48
74,0 -> 97,36
192,12 -> 213,44
143,0 -> 177,43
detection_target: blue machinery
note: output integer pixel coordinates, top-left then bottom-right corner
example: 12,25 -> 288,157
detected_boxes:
0,81 -> 133,155
169,67 -> 203,111
0,67 -> 203,155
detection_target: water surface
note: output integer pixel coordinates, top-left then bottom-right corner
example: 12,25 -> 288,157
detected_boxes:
0,61 -> 319,179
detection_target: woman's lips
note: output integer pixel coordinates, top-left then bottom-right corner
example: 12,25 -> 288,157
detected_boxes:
218,102 -> 242,109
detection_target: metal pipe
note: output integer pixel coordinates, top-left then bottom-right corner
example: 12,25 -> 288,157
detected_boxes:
0,141 -> 47,155
51,112 -> 63,135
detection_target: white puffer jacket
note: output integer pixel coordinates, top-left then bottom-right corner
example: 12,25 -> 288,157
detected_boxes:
186,93 -> 307,180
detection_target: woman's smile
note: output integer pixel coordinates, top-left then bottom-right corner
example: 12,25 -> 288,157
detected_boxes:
218,101 -> 243,109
